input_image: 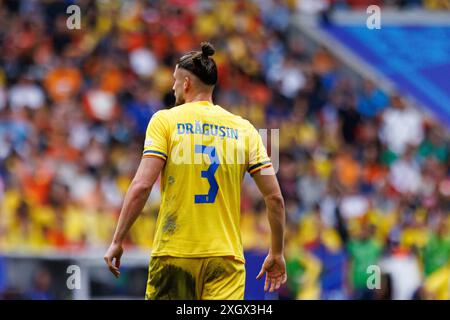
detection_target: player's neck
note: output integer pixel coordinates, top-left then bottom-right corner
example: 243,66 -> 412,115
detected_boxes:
185,92 -> 213,105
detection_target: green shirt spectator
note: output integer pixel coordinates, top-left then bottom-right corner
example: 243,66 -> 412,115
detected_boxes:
417,140 -> 448,163
347,238 -> 383,290
422,233 -> 450,276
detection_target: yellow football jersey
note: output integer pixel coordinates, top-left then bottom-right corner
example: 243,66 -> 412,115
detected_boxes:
143,101 -> 272,263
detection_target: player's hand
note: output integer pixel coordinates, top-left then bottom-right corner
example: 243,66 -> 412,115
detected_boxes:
256,254 -> 287,292
104,242 -> 123,278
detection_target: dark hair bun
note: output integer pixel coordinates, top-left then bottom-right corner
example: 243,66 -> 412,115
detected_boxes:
201,42 -> 215,57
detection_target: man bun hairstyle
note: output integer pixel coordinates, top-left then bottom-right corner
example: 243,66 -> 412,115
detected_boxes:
201,42 -> 215,57
178,42 -> 218,86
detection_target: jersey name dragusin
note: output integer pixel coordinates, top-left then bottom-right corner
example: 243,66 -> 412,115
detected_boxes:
177,121 -> 239,140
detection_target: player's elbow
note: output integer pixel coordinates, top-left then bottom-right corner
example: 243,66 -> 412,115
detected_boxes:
264,193 -> 285,212
130,179 -> 153,194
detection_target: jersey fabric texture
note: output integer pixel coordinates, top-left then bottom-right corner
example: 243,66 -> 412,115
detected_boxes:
143,101 -> 271,263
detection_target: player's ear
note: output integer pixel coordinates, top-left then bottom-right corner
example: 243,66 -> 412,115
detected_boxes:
183,77 -> 190,91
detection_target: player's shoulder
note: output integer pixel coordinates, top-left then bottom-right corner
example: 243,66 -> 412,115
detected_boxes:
159,104 -> 191,117
214,105 -> 256,130
149,108 -> 169,122
153,108 -> 171,117
149,108 -> 174,126
235,115 -> 259,135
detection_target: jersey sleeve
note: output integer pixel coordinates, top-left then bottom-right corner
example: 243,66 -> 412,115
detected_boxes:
247,125 -> 272,175
142,110 -> 169,161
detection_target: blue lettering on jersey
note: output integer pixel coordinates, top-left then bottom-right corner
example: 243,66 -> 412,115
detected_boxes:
194,144 -> 219,204
177,123 -> 185,134
210,125 -> 218,136
219,126 -> 226,138
185,123 -> 194,133
202,123 -> 210,136
195,121 -> 202,134
230,128 -> 238,139
176,122 -> 238,140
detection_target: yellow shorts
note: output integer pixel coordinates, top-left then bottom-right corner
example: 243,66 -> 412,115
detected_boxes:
145,256 -> 246,300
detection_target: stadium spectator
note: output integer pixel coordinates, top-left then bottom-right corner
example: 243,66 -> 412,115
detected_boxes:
380,95 -> 424,155
379,236 -> 422,300
26,268 -> 54,300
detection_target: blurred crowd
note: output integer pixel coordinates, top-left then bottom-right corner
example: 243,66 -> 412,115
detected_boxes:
0,0 -> 449,300
295,0 -> 450,12
332,0 -> 450,9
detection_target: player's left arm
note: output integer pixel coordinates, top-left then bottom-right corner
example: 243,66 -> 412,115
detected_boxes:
104,156 -> 165,278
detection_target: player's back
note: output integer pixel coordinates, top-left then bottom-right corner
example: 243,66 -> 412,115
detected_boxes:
143,101 -> 271,263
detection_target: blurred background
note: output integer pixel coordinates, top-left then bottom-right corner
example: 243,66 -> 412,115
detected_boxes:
0,0 -> 449,300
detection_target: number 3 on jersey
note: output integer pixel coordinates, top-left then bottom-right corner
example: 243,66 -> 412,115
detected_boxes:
194,145 -> 220,204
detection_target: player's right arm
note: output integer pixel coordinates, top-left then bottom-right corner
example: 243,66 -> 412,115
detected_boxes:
104,110 -> 169,278
104,156 -> 164,278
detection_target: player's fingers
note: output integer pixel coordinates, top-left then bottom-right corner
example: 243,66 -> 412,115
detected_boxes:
109,265 -> 120,278
115,257 -> 121,269
269,277 -> 276,293
275,276 -> 282,290
264,273 -> 270,292
282,272 -> 287,284
104,256 -> 113,268
109,264 -> 120,278
256,267 -> 265,280
105,256 -> 120,278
